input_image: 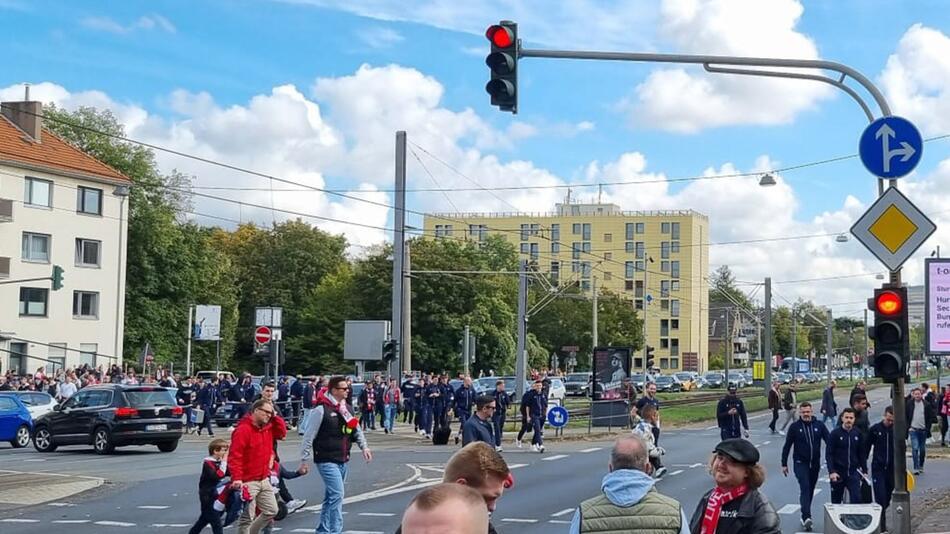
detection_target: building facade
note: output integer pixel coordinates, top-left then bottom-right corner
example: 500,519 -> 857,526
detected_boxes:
423,202 -> 710,372
0,100 -> 130,374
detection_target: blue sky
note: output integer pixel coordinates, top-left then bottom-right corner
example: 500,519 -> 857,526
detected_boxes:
3,0 -> 950,313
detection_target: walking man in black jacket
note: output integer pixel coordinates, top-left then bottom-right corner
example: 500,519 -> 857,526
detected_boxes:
491,379 -> 510,452
462,395 -> 496,446
820,380 -> 838,428
780,402 -> 830,531
716,386 -> 749,440
868,406 -> 895,532
827,408 -> 868,504
906,387 -> 937,474
767,381 -> 781,435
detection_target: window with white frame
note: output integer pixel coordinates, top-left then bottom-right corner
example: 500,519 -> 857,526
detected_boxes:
24,177 -> 52,207
22,232 -> 51,262
73,291 -> 100,319
75,238 -> 101,267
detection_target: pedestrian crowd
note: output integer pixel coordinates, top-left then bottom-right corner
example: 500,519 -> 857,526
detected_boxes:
0,364 -> 150,399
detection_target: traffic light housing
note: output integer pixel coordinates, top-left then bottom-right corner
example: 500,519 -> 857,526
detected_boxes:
254,343 -> 271,361
645,345 -> 655,370
382,339 -> 399,363
51,265 -> 64,291
485,21 -> 518,113
868,286 -> 909,382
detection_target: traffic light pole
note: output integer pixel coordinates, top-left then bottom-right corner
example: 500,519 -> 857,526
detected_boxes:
515,260 -> 528,401
889,273 -> 911,534
391,131 -> 407,379
764,277 -> 772,396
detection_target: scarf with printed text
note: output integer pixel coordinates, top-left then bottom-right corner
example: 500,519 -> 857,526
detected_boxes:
701,483 -> 748,534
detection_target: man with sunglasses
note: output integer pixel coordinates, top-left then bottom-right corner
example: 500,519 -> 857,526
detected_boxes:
462,395 -> 496,446
300,376 -> 372,534
229,399 -> 288,534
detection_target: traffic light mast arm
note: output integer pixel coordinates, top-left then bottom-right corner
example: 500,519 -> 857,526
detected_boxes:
516,47 -> 889,120
0,276 -> 57,285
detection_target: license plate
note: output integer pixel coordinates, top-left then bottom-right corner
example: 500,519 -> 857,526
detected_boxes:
146,424 -> 167,431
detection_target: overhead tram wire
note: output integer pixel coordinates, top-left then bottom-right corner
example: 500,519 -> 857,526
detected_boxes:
408,140 -> 523,211
13,106 -> 942,308
408,145 -> 463,213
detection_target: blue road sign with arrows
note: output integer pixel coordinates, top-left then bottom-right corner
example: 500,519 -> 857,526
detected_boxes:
547,405 -> 569,428
859,116 -> 922,179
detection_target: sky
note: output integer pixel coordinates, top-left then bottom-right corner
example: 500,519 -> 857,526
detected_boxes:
3,0 -> 950,319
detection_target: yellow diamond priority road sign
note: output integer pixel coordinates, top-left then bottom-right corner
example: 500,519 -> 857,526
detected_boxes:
851,186 -> 936,271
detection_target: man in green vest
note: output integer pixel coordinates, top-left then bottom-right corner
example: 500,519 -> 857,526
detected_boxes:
569,434 -> 690,534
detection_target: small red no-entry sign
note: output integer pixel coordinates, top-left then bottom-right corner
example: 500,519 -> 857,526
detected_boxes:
254,326 -> 272,344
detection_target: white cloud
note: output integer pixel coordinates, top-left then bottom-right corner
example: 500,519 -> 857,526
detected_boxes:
279,0 -> 659,50
80,14 -> 176,35
626,0 -> 833,133
356,27 -> 404,49
881,24 -> 950,135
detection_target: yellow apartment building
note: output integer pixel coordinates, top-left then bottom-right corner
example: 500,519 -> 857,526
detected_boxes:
422,202 -> 710,373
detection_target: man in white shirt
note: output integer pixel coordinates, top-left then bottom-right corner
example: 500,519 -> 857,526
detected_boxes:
57,376 -> 77,400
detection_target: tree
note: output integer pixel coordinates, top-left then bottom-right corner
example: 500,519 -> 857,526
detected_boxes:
43,106 -> 238,369
709,265 -> 752,311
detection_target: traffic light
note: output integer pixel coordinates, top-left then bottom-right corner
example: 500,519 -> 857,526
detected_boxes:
51,265 -> 64,291
645,345 -> 655,370
254,343 -> 271,361
382,339 -> 399,363
485,21 -> 518,113
868,286 -> 909,382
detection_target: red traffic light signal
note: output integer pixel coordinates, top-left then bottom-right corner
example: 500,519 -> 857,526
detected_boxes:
486,25 -> 514,48
875,290 -> 902,315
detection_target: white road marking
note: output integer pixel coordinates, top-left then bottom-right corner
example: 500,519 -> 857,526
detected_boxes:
94,520 -> 137,527
0,519 -> 40,523
501,518 -> 539,523
47,502 -> 76,507
813,489 -> 823,496
542,454 -> 569,461
151,525 -> 190,528
705,425 -> 718,430
341,531 -> 384,534
551,508 -> 575,517
52,520 -> 91,523
22,459 -> 46,462
549,520 -> 572,524
358,512 -> 395,517
670,470 -> 684,476
749,414 -> 768,420
578,447 -> 602,453
690,463 -> 703,468
762,441 -> 771,445
137,505 -> 170,510
508,463 -> 529,469
777,504 -> 801,515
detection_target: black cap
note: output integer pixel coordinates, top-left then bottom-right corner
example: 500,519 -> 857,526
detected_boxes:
714,438 -> 759,465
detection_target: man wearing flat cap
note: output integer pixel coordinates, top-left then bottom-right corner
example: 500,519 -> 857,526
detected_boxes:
689,438 -> 780,534
716,385 -> 749,441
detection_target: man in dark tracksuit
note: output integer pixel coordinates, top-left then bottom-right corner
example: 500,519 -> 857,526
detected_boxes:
195,379 -> 219,437
827,408 -> 868,504
491,379 -> 510,451
289,376 -> 304,428
716,385 -> 749,440
524,380 -> 547,453
781,401 -> 830,531
868,406 -> 895,533
454,378 -> 476,445
428,378 -> 446,431
400,377 -> 416,425
438,377 -> 454,429
768,381 -> 781,434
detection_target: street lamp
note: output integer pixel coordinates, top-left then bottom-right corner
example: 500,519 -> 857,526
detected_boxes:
835,234 -> 849,243
112,185 -> 131,368
758,173 -> 777,187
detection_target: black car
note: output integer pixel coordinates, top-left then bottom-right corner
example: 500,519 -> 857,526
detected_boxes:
32,385 -> 184,454
563,373 -> 593,397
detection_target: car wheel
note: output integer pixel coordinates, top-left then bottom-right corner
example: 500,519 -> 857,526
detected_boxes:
33,427 -> 57,452
92,427 -> 115,455
156,440 -> 179,453
11,425 -> 31,448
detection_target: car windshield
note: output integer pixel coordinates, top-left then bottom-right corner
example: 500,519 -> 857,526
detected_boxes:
728,372 -> 742,378
654,376 -> 672,384
123,389 -> 175,407
567,374 -> 589,382
675,373 -> 691,381
705,373 -> 722,379
551,379 -> 563,387
630,374 -> 645,381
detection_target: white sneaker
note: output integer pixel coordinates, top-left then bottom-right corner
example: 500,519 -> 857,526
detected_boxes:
516,440 -> 523,448
802,517 -> 813,531
778,431 -> 786,436
495,446 -> 504,453
538,445 -> 545,453
531,443 -> 539,452
286,499 -> 307,514
654,467 -> 667,478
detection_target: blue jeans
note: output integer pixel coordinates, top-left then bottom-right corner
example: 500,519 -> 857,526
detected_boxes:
530,415 -> 544,446
492,414 -> 506,446
316,462 -> 348,534
910,429 -> 928,471
384,404 -> 396,432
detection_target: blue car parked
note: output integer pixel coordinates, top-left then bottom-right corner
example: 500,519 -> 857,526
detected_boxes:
0,393 -> 33,448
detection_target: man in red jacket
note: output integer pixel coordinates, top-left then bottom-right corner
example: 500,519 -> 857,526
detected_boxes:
230,399 -> 287,534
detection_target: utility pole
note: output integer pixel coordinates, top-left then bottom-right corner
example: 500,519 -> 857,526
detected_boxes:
826,309 -> 833,384
592,276 -> 598,347
463,324 -> 470,377
764,277 -> 772,397
642,259 -> 651,373
515,260 -> 528,400
402,240 -> 411,373
186,305 -> 193,376
792,313 -> 798,360
391,131 -> 407,379
864,308 -> 869,381
724,310 -> 731,382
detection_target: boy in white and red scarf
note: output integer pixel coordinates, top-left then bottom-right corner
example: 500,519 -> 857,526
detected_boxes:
189,438 -> 230,534
688,439 -> 780,534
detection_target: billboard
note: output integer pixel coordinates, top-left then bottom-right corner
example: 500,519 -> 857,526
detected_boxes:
343,320 -> 390,361
925,258 -> 950,354
193,305 -> 222,341
592,347 -> 631,400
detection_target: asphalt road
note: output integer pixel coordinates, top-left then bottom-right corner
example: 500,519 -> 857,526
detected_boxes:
0,385 -> 947,534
